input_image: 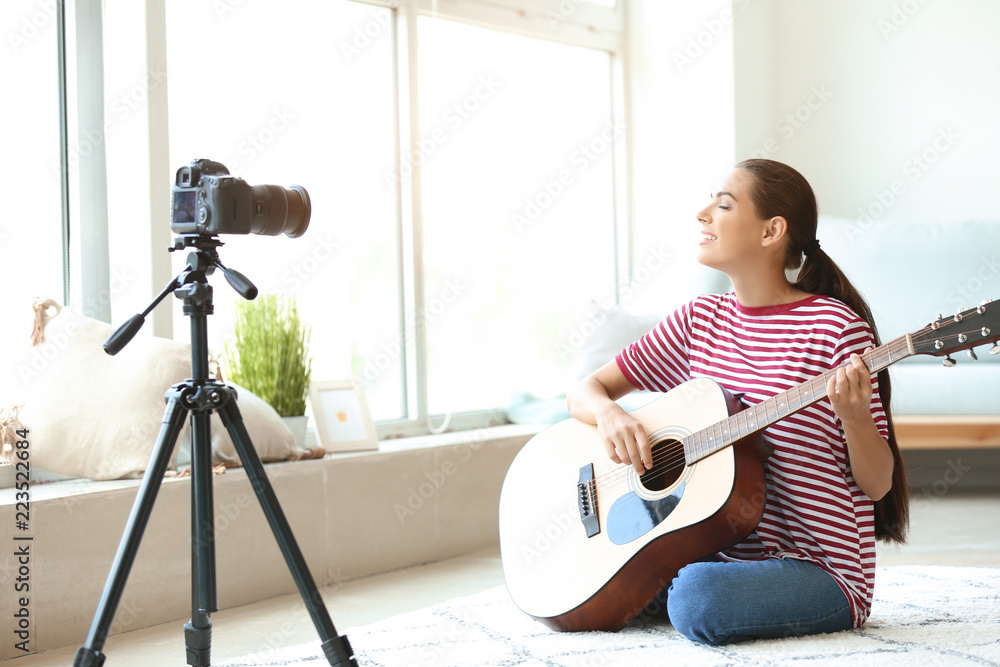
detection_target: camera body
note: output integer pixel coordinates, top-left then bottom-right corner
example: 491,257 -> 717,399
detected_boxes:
170,159 -> 310,238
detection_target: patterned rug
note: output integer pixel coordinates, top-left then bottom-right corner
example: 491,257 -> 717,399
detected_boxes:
221,566 -> 1000,666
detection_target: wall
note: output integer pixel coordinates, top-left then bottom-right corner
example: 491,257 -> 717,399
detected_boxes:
734,0 -> 1000,223
624,0 -> 737,316
626,0 -> 999,313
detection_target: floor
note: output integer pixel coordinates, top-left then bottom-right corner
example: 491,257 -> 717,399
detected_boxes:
12,492 -> 1000,666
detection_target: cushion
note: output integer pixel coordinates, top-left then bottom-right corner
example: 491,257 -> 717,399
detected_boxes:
506,305 -> 663,425
0,299 -> 298,480
179,382 -> 296,467
574,303 -> 663,380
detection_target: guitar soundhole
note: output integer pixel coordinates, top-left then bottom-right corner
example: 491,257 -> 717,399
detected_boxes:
640,438 -> 685,493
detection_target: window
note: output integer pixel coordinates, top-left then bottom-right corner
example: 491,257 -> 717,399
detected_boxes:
35,0 -> 628,436
416,16 -> 618,415
164,0 -> 403,419
103,0 -> 163,328
1,1 -> 65,352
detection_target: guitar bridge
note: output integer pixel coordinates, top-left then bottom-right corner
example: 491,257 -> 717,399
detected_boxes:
578,463 -> 600,538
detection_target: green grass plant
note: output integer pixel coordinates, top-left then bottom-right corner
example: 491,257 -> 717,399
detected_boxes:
222,294 -> 312,417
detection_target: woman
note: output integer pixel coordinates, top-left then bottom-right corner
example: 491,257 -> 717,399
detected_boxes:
566,159 -> 909,645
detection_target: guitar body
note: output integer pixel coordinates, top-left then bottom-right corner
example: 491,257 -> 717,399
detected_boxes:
498,377 -> 773,632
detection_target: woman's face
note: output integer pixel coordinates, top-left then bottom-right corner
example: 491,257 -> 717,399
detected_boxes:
695,168 -> 771,272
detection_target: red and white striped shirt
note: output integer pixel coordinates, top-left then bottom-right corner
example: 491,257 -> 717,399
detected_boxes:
616,293 -> 886,627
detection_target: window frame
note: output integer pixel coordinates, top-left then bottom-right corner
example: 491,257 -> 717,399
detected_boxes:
66,0 -> 633,439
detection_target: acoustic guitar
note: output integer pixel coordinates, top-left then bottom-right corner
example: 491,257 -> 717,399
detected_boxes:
498,302 -> 1000,632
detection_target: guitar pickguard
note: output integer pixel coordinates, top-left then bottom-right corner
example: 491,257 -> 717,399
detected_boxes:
606,481 -> 686,545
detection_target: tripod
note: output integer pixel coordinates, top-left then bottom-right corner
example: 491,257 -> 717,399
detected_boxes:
74,235 -> 356,667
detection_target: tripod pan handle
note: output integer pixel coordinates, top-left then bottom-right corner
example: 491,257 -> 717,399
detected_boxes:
104,314 -> 144,356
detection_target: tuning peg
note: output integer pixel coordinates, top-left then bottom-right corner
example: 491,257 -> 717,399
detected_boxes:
942,355 -> 957,367
991,344 -> 1000,355
969,348 -> 979,362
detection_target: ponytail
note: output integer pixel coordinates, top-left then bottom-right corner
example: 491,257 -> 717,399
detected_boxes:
737,159 -> 910,544
793,247 -> 909,543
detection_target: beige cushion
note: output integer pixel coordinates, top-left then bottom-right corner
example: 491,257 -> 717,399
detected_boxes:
1,299 -> 297,480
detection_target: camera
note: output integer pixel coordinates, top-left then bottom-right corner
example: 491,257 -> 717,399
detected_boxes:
170,159 -> 310,238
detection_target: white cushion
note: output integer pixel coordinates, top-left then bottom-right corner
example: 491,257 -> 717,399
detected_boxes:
0,299 -> 297,480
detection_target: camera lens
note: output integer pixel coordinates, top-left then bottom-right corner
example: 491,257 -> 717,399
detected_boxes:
248,184 -> 311,238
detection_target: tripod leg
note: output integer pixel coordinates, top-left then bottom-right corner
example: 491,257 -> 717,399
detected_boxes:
217,397 -> 357,667
184,408 -> 217,667
74,390 -> 189,667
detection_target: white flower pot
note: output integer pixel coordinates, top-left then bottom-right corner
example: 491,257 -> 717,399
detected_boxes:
281,415 -> 308,448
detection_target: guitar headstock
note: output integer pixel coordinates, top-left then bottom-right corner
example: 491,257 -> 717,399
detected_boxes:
910,299 -> 1000,364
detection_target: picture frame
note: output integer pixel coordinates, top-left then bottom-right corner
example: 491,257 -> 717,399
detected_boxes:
308,379 -> 379,452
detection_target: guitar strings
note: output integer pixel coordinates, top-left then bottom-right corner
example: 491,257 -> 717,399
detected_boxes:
585,317 -> 986,495
588,439 -> 687,494
588,361 -> 838,493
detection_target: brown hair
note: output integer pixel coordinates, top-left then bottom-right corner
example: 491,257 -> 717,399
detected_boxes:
735,158 -> 909,544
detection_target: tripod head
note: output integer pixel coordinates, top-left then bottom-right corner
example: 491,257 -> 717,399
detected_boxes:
103,235 -> 257,356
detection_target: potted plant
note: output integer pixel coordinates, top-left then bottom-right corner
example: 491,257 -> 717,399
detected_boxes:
222,294 -> 312,446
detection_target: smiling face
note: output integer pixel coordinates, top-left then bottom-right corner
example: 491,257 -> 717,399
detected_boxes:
695,168 -> 776,273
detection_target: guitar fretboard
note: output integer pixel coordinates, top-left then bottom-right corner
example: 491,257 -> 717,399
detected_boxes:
683,334 -> 914,463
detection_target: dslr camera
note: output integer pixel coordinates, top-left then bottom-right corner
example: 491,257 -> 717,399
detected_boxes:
170,159 -> 310,238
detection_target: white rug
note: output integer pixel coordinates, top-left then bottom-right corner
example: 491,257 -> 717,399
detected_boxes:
222,566 -> 1000,666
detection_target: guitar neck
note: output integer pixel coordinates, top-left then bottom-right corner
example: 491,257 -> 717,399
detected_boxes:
684,334 -> 915,463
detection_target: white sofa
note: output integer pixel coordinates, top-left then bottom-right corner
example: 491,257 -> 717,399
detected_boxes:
816,216 -> 1000,417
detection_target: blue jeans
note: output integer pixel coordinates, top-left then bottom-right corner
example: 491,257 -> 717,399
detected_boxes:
664,557 -> 854,645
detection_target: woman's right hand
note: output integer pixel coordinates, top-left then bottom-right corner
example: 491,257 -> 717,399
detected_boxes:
595,403 -> 652,475
567,360 -> 651,476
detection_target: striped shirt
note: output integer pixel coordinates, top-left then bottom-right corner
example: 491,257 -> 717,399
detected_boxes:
615,292 -> 886,627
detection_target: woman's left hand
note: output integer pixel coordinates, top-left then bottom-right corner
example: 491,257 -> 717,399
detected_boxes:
827,348 -> 874,426
827,347 -> 894,500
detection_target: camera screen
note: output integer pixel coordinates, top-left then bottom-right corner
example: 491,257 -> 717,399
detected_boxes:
172,190 -> 197,224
